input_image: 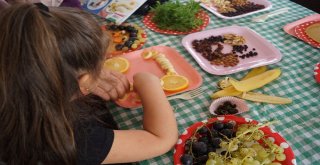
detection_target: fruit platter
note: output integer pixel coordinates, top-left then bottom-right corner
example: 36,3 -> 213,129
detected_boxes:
174,115 -> 295,165
199,0 -> 272,19
182,26 -> 282,75
102,23 -> 147,56
104,46 -> 203,108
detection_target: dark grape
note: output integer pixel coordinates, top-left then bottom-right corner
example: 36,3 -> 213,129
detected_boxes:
224,120 -> 236,129
207,146 -> 216,152
212,121 -> 224,131
192,141 -> 207,155
210,128 -> 219,138
194,155 -> 208,164
115,44 -> 124,50
198,127 -> 209,134
220,129 -> 234,138
211,137 -> 222,148
198,136 -> 209,144
224,122 -> 235,129
180,154 -> 193,165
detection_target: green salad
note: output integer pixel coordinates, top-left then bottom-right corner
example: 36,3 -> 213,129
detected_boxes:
151,0 -> 203,32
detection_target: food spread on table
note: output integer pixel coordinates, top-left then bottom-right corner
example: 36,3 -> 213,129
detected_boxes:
143,1 -> 210,35
174,116 -> 295,165
85,0 -> 320,164
141,50 -> 189,92
214,101 -> 239,115
114,46 -> 202,108
201,0 -> 265,17
209,96 -> 249,115
212,67 -> 292,104
199,0 -> 271,19
150,0 -> 202,32
191,33 -> 259,67
103,23 -> 147,55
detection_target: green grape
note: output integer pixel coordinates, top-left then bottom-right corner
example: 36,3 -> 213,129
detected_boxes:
275,153 -> 286,161
253,132 -> 262,141
274,147 -> 284,154
206,159 -> 216,165
231,151 -> 241,158
251,143 -> 264,151
260,158 -> 272,164
229,158 -> 241,165
240,148 -> 249,156
258,130 -> 264,136
252,160 -> 261,165
238,127 -> 247,132
208,152 -> 218,159
244,134 -> 254,141
247,148 -> 257,157
257,149 -> 269,158
229,144 -> 239,152
268,162 -> 282,165
268,153 -> 276,161
243,157 -> 257,165
220,141 -> 229,149
215,157 -> 224,165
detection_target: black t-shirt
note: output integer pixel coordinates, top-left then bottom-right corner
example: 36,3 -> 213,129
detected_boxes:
75,116 -> 114,165
73,96 -> 118,165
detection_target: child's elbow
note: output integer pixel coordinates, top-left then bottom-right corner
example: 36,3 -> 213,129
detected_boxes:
161,129 -> 179,153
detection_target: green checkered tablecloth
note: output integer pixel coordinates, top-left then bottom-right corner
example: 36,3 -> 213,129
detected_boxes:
105,0 -> 320,164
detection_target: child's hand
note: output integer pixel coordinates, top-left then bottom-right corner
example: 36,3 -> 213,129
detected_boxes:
79,68 -> 130,101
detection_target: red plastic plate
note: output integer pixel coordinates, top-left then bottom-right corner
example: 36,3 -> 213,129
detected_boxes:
143,10 -> 210,35
294,20 -> 320,48
174,115 -> 296,165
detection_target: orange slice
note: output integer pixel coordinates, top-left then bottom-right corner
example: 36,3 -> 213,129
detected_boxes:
104,57 -> 130,73
161,75 -> 189,92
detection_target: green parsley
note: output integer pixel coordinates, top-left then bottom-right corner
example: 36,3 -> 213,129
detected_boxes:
151,0 -> 203,32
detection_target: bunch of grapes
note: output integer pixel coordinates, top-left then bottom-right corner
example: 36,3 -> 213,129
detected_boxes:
180,120 -> 286,165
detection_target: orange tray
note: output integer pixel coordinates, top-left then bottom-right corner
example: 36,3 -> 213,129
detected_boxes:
115,46 -> 203,108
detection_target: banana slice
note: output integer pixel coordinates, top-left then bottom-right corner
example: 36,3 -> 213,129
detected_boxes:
229,68 -> 281,92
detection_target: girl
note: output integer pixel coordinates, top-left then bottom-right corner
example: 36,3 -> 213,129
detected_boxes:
0,3 -> 178,165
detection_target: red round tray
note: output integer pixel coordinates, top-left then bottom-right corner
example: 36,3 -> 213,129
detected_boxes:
143,10 -> 210,35
174,115 -> 296,165
294,20 -> 320,48
315,62 -> 320,83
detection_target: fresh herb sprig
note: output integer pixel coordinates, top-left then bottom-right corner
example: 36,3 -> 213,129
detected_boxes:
151,0 -> 203,32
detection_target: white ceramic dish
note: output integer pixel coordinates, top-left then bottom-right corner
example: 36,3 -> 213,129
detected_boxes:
209,96 -> 249,115
200,0 -> 272,19
181,25 -> 283,75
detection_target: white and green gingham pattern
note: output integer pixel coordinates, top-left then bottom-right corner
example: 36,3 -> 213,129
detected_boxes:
106,0 -> 320,164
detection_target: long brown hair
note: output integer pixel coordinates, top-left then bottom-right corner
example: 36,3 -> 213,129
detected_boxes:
0,4 -> 107,165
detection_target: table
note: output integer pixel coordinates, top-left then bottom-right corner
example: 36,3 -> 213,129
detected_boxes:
106,0 -> 320,164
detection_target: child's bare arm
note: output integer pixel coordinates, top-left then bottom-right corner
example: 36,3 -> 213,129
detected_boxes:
102,72 -> 178,163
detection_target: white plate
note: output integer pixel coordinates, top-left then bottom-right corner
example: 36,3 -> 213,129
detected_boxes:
181,25 -> 282,75
200,0 -> 272,19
